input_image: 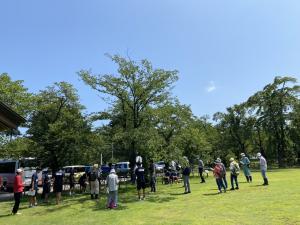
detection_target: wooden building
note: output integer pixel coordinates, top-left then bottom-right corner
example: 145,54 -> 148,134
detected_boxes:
0,102 -> 25,131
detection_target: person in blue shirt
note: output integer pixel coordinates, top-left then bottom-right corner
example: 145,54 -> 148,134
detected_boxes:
240,153 -> 252,183
135,162 -> 146,200
29,168 -> 40,208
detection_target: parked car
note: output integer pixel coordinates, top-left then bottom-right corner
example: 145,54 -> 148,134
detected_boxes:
116,162 -> 130,176
155,161 -> 166,172
63,165 -> 86,183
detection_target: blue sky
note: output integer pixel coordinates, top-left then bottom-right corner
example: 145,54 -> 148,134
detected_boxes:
1,0 -> 300,120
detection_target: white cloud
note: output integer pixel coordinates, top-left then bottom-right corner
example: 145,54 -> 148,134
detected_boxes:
206,81 -> 216,93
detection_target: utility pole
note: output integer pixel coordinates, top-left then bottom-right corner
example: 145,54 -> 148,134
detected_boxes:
111,143 -> 114,161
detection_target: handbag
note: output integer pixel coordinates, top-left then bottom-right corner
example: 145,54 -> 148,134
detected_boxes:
27,190 -> 36,196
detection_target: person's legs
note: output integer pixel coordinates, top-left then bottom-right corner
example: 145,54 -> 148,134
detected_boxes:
114,191 -> 118,207
223,175 -> 228,189
230,174 -> 234,190
262,170 -> 268,185
187,176 -> 191,193
90,181 -> 95,199
142,188 -> 145,199
95,181 -> 99,199
216,178 -> 222,192
234,175 -> 239,189
12,192 -> 21,214
199,168 -> 205,183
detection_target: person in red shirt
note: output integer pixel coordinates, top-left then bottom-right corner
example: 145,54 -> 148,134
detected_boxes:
12,168 -> 24,215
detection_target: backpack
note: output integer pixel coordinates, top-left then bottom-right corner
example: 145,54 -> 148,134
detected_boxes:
233,163 -> 240,176
215,164 -> 224,177
90,172 -> 97,181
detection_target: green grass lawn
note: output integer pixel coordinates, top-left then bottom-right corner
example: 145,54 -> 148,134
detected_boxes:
1,169 -> 300,225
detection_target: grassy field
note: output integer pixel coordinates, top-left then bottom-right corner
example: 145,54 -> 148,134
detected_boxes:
0,169 -> 300,225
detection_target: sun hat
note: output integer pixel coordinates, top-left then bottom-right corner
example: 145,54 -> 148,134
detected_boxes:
229,158 -> 234,162
17,168 -> 23,173
257,153 -> 262,158
110,169 -> 116,174
240,153 -> 245,157
216,158 -> 222,163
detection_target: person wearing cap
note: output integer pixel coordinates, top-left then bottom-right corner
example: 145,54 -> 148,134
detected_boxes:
42,170 -> 50,203
12,168 -> 24,215
29,167 -> 40,208
216,158 -> 228,189
257,153 -> 269,185
229,158 -> 240,190
89,164 -> 100,200
213,161 -> 226,193
240,153 -> 252,183
106,169 -> 119,209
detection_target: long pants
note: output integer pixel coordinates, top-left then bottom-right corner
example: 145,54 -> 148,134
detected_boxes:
12,192 -> 22,214
261,169 -> 267,179
222,175 -> 228,188
90,181 -> 99,195
216,178 -> 226,192
199,168 -> 205,182
107,191 -> 118,207
230,174 -> 239,188
150,177 -> 156,192
183,175 -> 191,193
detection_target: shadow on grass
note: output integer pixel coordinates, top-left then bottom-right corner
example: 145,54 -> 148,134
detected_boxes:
0,213 -> 12,218
203,193 -> 220,196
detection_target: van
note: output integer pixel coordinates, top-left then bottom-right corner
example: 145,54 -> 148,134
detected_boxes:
0,159 -> 20,192
116,162 -> 130,175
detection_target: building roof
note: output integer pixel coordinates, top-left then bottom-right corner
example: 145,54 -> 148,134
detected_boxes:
0,102 -> 26,131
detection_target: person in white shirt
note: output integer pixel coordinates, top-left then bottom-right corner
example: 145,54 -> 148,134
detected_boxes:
106,169 -> 119,209
257,153 -> 269,185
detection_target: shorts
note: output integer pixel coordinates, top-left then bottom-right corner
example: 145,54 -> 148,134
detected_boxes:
54,185 -> 63,193
137,181 -> 146,190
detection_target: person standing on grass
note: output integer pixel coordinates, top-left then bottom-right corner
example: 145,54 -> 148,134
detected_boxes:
135,162 -> 146,200
229,158 -> 240,190
12,168 -> 24,215
240,153 -> 252,183
106,169 -> 119,209
54,169 -> 64,205
257,153 -> 269,186
198,157 -> 205,183
69,169 -> 75,196
216,158 -> 228,189
182,156 -> 191,194
89,164 -> 100,200
149,160 -> 156,192
42,171 -> 50,203
29,167 -> 40,207
213,161 -> 226,194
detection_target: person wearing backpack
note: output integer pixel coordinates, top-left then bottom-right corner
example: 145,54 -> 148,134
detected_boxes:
89,164 -> 100,200
229,158 -> 240,190
216,158 -> 227,189
240,153 -> 252,183
213,161 -> 226,194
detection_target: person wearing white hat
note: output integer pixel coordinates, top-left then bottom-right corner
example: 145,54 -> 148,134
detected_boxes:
12,168 -> 24,215
106,169 -> 119,209
240,153 -> 252,183
257,153 -> 268,185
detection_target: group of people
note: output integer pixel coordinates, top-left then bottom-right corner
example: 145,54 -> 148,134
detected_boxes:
10,152 -> 269,215
211,152 -> 269,194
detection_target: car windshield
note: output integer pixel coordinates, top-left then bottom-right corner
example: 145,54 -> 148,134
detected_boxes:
0,162 -> 16,173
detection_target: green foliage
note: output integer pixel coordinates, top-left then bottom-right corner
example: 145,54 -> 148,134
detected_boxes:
26,82 -> 96,170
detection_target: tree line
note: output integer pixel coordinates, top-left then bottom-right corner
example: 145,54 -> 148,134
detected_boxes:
1,55 -> 300,171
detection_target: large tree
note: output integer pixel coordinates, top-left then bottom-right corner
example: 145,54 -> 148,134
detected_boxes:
27,82 -> 95,171
79,55 -> 178,164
